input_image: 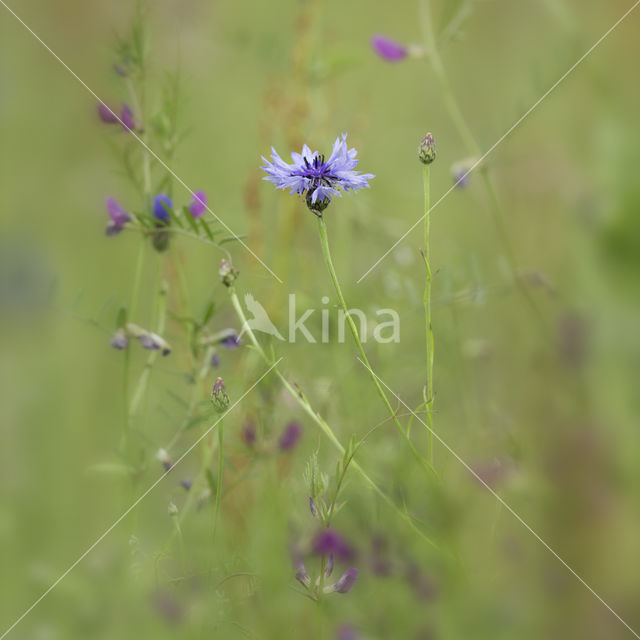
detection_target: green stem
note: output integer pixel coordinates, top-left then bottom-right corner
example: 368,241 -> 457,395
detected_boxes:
212,421 -> 224,542
423,165 -> 435,466
228,288 -> 441,552
316,217 -> 438,480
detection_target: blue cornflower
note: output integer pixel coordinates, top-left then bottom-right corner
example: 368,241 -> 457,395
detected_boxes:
153,194 -> 173,221
261,133 -> 375,215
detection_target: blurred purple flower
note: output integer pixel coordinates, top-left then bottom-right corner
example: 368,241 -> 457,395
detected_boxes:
220,333 -> 242,349
210,352 -> 220,368
278,421 -> 302,451
261,134 -> 374,215
109,328 -> 128,350
153,194 -> 173,222
371,35 -> 408,62
333,568 -> 358,594
180,478 -> 192,491
188,190 -> 207,218
97,102 -> 119,124
312,528 -> 352,560
120,103 -> 135,131
139,332 -> 171,356
294,558 -> 311,589
337,626 -> 360,640
105,197 -> 131,236
309,496 -> 318,517
325,554 -> 334,577
242,422 -> 257,447
406,564 -> 438,601
113,63 -> 128,77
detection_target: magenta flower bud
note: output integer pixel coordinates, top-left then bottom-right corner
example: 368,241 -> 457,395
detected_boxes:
97,102 -> 119,124
332,568 -> 358,594
278,421 -> 302,451
188,190 -> 207,218
371,35 -> 408,62
120,103 -> 135,131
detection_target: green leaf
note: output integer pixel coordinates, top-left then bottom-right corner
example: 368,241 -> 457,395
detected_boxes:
200,218 -> 215,242
116,305 -> 127,329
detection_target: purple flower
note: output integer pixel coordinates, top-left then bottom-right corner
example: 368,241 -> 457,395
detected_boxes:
278,421 -> 302,451
97,102 -> 120,124
371,35 -> 408,62
337,626 -> 360,640
333,568 -> 358,594
242,422 -> 257,447
188,190 -> 207,218
120,103 -> 135,131
210,352 -> 220,368
261,134 -> 374,214
220,333 -> 242,349
153,194 -> 173,221
109,328 -> 128,350
139,332 -> 171,356
309,496 -> 318,517
294,558 -> 311,589
105,197 -> 131,236
325,554 -> 334,577
312,529 -> 352,560
180,478 -> 192,491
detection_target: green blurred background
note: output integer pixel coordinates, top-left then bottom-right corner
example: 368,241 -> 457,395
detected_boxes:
1,0 -> 640,638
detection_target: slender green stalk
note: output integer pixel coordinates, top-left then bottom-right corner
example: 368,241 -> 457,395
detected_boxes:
212,422 -> 224,542
316,217 -> 438,480
423,165 -> 435,465
228,287 -> 442,552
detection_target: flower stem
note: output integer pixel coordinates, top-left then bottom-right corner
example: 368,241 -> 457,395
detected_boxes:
227,287 -> 442,552
423,165 -> 435,466
316,216 -> 438,480
212,421 -> 224,542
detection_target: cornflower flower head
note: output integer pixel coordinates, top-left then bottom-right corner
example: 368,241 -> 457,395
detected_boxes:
105,197 -> 131,236
371,35 -> 408,62
260,133 -> 374,215
188,190 -> 208,218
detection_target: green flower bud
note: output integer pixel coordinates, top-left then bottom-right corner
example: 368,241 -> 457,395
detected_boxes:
211,376 -> 230,413
418,133 -> 436,165
219,259 -> 238,287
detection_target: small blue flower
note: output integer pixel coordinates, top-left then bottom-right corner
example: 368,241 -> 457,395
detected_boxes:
261,134 -> 374,215
153,194 -> 173,221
